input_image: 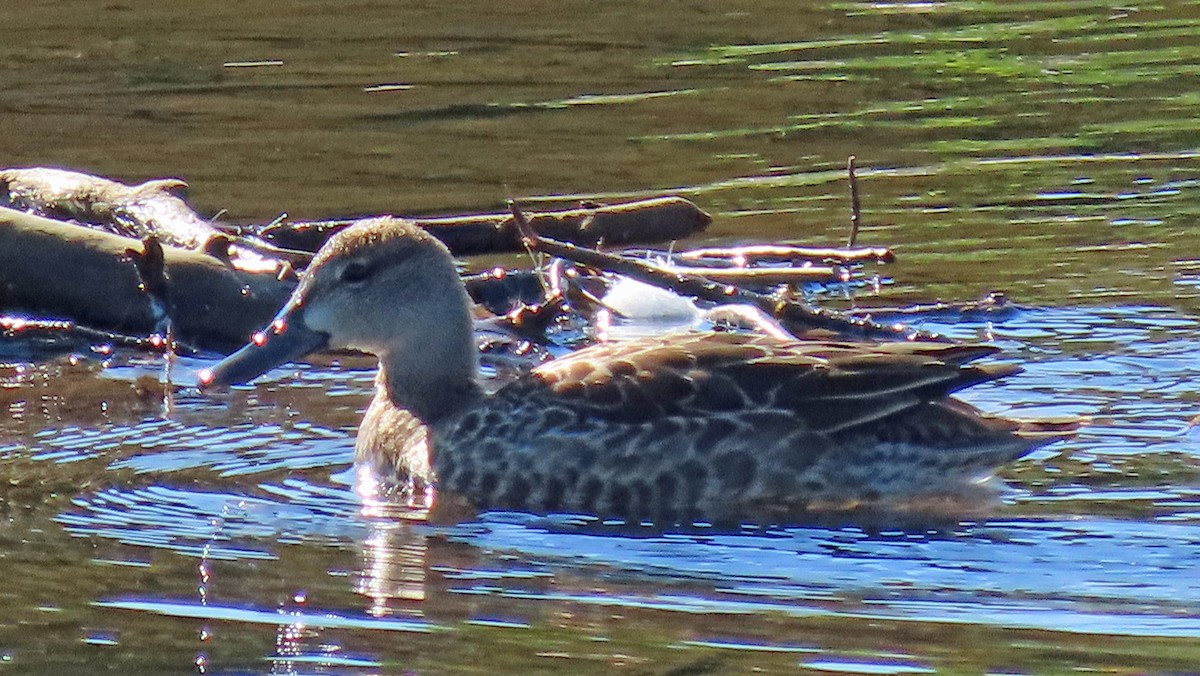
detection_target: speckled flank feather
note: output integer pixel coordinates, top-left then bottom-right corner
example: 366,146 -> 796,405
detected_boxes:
430,332 -> 1047,524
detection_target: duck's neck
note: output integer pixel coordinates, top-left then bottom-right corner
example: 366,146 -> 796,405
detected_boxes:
376,345 -> 482,428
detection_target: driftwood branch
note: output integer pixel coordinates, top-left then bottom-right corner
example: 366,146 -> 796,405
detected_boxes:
0,316 -> 201,356
0,163 -> 943,354
677,244 -> 894,266
507,200 -> 941,342
0,168 -> 208,249
260,197 -> 712,255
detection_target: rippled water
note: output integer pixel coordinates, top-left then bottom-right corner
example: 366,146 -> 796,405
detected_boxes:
3,1 -> 1200,673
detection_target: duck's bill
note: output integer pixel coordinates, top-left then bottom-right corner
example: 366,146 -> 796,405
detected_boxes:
198,318 -> 328,390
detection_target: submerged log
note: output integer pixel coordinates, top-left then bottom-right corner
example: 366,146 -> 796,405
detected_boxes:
0,205 -> 292,350
848,292 -> 1020,322
259,197 -> 713,255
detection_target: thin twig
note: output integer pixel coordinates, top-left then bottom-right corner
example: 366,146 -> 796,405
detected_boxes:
0,316 -> 200,355
508,199 -> 540,247
125,236 -> 174,335
847,155 -> 862,248
506,197 -> 553,294
678,244 -> 895,266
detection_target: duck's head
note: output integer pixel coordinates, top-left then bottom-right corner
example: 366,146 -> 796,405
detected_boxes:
199,217 -> 476,401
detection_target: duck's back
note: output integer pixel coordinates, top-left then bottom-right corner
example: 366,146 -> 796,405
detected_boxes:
431,332 -> 1054,524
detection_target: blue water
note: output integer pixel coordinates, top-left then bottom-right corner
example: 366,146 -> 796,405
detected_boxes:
4,304 -> 1186,672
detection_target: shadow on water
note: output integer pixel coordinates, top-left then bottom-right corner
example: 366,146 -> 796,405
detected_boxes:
3,0 -> 1200,672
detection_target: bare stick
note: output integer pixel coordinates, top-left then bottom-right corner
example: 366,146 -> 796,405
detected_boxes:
508,199 -> 541,248
125,236 -> 173,333
847,155 -> 862,248
678,244 -> 895,266
0,316 -> 200,355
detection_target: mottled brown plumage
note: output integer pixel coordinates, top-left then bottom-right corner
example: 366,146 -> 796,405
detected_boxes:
202,217 -> 1067,525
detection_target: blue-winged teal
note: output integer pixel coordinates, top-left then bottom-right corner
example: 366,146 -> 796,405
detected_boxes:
201,217 -> 1065,524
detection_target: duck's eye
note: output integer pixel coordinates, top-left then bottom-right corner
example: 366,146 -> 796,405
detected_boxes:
340,261 -> 372,283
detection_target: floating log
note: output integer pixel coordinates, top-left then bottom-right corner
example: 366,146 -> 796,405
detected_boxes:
0,205 -> 293,350
259,196 -> 713,255
0,208 -> 588,353
0,186 -> 921,357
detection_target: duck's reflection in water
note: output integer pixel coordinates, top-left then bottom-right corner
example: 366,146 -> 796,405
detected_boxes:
343,458 -> 1017,629
351,465 -> 489,628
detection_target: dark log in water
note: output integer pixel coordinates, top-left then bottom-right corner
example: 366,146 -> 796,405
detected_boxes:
0,190 -> 913,357
0,205 -> 292,350
258,197 -> 713,254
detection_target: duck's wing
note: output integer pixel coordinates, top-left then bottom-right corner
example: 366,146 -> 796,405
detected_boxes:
511,332 -> 1019,434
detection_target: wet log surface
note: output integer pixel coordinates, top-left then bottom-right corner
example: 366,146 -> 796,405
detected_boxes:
0,205 -> 293,350
0,167 -> 212,250
0,201 -> 907,353
0,167 -> 303,270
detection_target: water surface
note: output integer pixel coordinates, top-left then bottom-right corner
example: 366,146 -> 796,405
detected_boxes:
3,1 -> 1200,673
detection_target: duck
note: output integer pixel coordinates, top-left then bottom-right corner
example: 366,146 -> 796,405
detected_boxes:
199,216 -> 1066,525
